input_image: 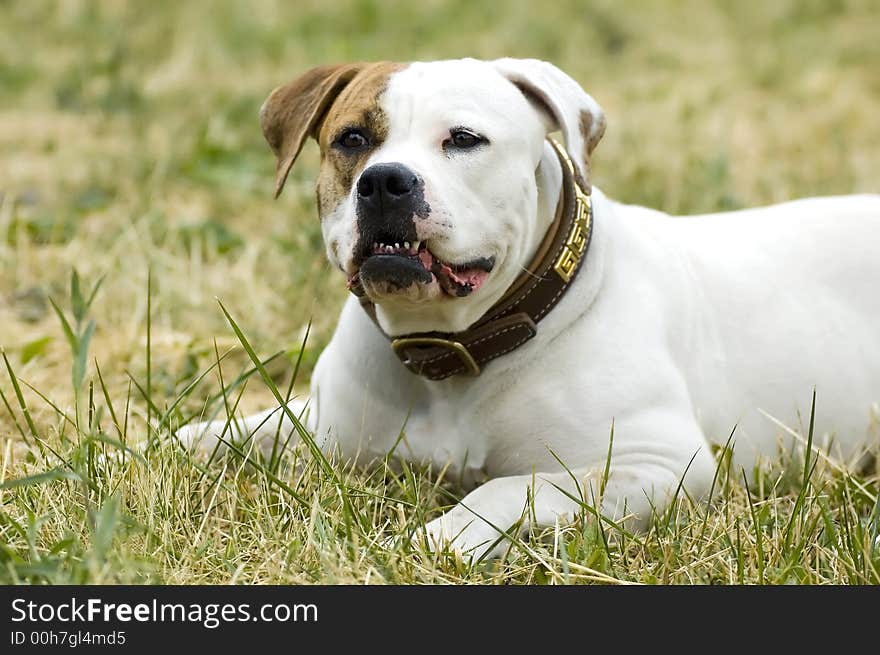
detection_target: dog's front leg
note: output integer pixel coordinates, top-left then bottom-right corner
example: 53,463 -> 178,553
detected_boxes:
421,457 -> 714,560
175,397 -> 314,454
420,470 -> 599,560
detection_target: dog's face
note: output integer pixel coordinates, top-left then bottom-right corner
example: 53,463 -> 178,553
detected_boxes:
261,58 -> 605,333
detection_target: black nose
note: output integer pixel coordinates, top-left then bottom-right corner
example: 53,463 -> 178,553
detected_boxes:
355,163 -> 429,263
357,162 -> 419,202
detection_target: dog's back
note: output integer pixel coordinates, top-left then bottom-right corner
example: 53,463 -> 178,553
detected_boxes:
655,194 -> 880,465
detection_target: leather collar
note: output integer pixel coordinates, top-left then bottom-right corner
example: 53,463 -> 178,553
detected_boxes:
356,138 -> 594,380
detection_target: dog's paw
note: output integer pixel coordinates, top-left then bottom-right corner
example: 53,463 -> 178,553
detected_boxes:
419,510 -> 511,561
174,420 -> 223,452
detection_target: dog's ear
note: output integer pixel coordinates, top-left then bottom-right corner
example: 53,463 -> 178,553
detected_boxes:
492,58 -> 605,186
260,63 -> 365,198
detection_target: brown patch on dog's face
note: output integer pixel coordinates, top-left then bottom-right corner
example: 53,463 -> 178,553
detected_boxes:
315,63 -> 404,217
260,62 -> 404,201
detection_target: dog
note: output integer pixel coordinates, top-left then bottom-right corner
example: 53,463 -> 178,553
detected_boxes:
178,58 -> 880,559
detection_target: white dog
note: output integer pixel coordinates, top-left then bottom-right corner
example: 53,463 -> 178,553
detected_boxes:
179,58 -> 880,558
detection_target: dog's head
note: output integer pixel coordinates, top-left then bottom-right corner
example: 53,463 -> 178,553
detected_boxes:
261,58 -> 605,334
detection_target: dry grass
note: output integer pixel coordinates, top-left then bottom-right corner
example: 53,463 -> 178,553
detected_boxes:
1,0 -> 879,584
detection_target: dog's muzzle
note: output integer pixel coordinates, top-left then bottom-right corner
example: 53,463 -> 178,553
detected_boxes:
352,162 -> 434,291
356,139 -> 594,380
355,162 -> 429,253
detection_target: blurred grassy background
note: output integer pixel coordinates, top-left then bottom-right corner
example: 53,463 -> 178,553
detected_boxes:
2,0 -> 880,443
1,0 -> 879,584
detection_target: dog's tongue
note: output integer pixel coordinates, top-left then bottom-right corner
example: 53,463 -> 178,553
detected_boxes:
417,246 -> 488,296
418,248 -> 433,271
432,260 -> 489,297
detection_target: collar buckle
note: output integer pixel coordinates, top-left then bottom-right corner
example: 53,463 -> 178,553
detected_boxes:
391,337 -> 481,376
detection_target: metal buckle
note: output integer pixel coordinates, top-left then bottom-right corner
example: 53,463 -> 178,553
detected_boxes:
391,337 -> 481,376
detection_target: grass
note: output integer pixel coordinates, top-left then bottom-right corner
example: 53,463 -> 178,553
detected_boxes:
1,0 -> 879,584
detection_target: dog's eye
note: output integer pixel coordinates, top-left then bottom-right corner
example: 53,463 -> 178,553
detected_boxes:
336,129 -> 369,150
445,129 -> 486,151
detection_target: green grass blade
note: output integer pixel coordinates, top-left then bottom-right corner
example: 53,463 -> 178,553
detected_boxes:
742,468 -> 765,585
48,296 -> 78,355
73,319 -> 95,393
145,267 -> 152,436
1,468 -> 82,490
782,388 -> 817,553
2,349 -> 43,457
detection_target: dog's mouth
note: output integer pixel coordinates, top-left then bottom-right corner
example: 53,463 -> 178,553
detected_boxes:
347,239 -> 495,298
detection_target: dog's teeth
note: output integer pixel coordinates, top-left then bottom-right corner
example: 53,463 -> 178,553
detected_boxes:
395,243 -> 400,249
373,242 -> 378,249
386,245 -> 394,253
404,241 -> 410,249
413,240 -> 422,251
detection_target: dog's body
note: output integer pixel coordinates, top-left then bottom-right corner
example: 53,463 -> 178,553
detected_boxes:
179,59 -> 880,558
